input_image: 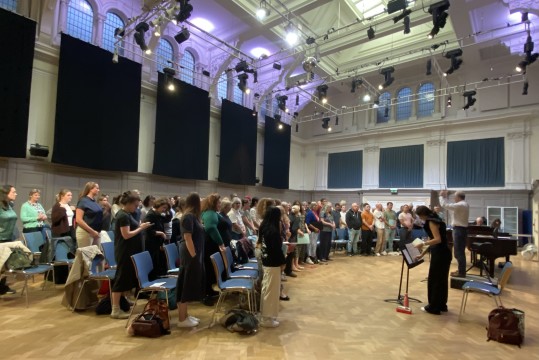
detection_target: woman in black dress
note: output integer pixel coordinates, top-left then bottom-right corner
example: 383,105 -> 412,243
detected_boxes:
176,193 -> 205,328
143,197 -> 168,279
414,206 -> 452,315
111,191 -> 152,319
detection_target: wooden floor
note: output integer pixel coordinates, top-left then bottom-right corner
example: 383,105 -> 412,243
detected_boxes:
1,250 -> 538,360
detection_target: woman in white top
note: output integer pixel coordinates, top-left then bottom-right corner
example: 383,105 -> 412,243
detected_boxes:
51,189 -> 75,238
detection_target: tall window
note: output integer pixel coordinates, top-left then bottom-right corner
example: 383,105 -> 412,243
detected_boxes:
376,92 -> 391,123
233,81 -> 243,105
417,82 -> 435,118
217,72 -> 227,100
156,39 -> 174,73
0,0 -> 17,11
180,50 -> 195,85
102,12 -> 124,55
66,0 -> 94,43
396,87 -> 412,121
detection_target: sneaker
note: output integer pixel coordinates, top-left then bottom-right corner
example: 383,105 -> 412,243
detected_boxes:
110,310 -> 130,319
188,315 -> 200,322
420,305 -> 441,315
305,258 -> 314,265
260,319 -> 280,328
2,287 -> 16,295
381,251 -> 387,256
375,253 -> 381,257
177,317 -> 199,328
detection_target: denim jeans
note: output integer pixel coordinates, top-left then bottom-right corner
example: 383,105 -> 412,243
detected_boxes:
385,228 -> 396,252
347,228 -> 360,254
452,226 -> 468,274
308,232 -> 319,258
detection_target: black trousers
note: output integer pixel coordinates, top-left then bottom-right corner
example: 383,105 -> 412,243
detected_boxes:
361,229 -> 373,254
427,247 -> 452,311
319,231 -> 332,260
203,238 -> 220,296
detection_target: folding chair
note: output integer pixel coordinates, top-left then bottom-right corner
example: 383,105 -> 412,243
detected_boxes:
127,251 -> 176,326
210,252 -> 255,326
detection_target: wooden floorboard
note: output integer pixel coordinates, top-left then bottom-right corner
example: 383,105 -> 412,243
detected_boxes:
1,250 -> 538,359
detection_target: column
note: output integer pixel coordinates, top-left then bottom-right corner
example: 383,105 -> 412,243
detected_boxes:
95,13 -> 106,47
424,139 -> 446,189
506,131 -> 532,189
363,145 -> 380,189
314,151 -> 328,190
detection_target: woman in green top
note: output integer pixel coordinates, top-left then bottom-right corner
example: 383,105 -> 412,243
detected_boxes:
0,185 -> 18,295
20,189 -> 47,234
201,193 -> 225,306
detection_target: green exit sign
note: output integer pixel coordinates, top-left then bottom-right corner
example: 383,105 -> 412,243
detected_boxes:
390,188 -> 398,194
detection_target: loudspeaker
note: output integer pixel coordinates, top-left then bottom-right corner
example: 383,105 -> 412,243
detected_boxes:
174,28 -> 190,44
29,144 -> 49,157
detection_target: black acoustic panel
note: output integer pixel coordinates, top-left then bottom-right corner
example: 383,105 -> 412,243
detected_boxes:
52,34 -> 141,171
379,145 -> 424,188
153,73 -> 210,180
0,9 -> 36,158
263,116 -> 291,189
218,99 -> 257,185
327,151 -> 363,189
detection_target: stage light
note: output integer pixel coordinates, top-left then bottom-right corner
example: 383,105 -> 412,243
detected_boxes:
306,37 -> 316,45
393,9 -> 412,23
328,126 -> 332,132
277,95 -> 288,111
176,0 -> 193,23
443,49 -> 463,76
252,106 -> 257,116
426,59 -> 432,75
403,15 -> 410,34
114,27 -> 124,37
285,23 -> 299,46
335,116 -> 339,125
112,47 -> 119,64
317,84 -> 328,104
363,94 -> 371,102
296,95 -> 300,106
302,57 -> 317,72
428,0 -> 450,39
154,25 -> 161,37
367,26 -> 375,40
379,66 -> 395,89
163,67 -> 176,91
273,63 -> 282,70
523,81 -> 529,95
237,73 -> 249,92
235,60 -> 249,73
522,12 -> 529,22
351,79 -> 363,93
463,90 -> 476,110
134,22 -> 150,53
322,117 -> 330,129
516,60 -> 527,73
278,123 -> 283,130
174,28 -> 190,44
446,95 -> 452,107
245,88 -> 251,94
256,1 -> 270,20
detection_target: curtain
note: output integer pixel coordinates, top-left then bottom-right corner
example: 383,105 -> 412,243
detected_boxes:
328,151 -> 363,189
379,145 -> 423,188
263,116 -> 291,189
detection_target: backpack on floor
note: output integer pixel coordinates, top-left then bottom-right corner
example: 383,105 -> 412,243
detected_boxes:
220,309 -> 258,335
487,307 -> 524,347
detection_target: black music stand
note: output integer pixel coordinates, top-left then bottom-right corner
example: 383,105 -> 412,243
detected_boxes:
384,242 -> 423,305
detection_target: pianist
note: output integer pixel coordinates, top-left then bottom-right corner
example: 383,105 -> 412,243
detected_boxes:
439,190 -> 469,277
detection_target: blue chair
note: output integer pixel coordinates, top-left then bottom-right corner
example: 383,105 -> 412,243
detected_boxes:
101,241 -> 117,269
54,240 -> 74,266
210,252 -> 255,326
106,230 -> 115,243
332,228 -> 348,255
23,232 -> 46,258
458,261 -> 513,321
128,251 -> 176,326
223,247 -> 258,278
72,251 -> 116,312
163,243 -> 180,275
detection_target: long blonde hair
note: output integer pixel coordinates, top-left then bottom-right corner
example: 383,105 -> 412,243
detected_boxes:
79,182 -> 98,199
56,188 -> 71,203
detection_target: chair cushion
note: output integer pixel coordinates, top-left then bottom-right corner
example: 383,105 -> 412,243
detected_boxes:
462,281 -> 501,295
18,264 -> 53,275
141,277 -> 177,290
221,278 -> 253,290
230,269 -> 258,279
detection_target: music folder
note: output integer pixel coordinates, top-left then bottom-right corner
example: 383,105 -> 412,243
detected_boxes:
402,243 -> 424,269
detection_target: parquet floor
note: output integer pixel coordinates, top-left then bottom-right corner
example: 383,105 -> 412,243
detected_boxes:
1,250 -> 538,360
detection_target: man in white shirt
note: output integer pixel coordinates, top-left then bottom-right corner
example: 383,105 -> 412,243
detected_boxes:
439,190 -> 469,277
373,203 -> 387,256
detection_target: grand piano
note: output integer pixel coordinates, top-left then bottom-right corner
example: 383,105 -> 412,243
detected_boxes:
447,226 -> 518,277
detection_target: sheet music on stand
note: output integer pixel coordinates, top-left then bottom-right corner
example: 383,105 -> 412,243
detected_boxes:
402,243 -> 424,269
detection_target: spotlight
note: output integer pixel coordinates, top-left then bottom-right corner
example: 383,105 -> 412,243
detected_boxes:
446,95 -> 452,107
328,126 -> 332,132
302,57 -> 317,72
154,25 -> 161,37
112,47 -> 119,64
428,0 -> 450,39
163,67 -> 176,91
285,23 -> 299,46
306,37 -> 316,45
176,0 -> 193,23
363,94 -> 371,102
273,63 -> 282,70
252,105 -> 257,116
426,59 -> 432,75
379,66 -> 395,89
277,95 -> 288,111
254,92 -> 261,99
463,90 -> 476,110
295,95 -> 299,105
278,123 -> 283,130
174,28 -> 190,44
516,60 -> 527,73
202,70 -> 210,77
367,26 -> 375,40
443,49 -> 463,76
235,60 -> 249,73
351,79 -> 363,93
256,1 -> 270,20
114,27 -> 125,37
134,22 -> 150,53
293,111 -> 299,118
245,88 -> 251,94
403,15 -> 410,34
524,33 -> 539,65
322,117 -> 330,129
523,81 -> 529,95
237,73 -> 249,92
393,9 -> 412,23
317,84 -> 328,103
373,100 -> 380,108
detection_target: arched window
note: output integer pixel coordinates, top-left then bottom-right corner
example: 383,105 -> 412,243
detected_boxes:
156,38 -> 174,73
396,87 -> 412,121
102,11 -> 124,55
179,50 -> 195,85
66,0 -> 94,43
417,82 -> 435,118
217,72 -> 227,101
0,0 -> 17,11
376,92 -> 391,123
233,81 -> 243,105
